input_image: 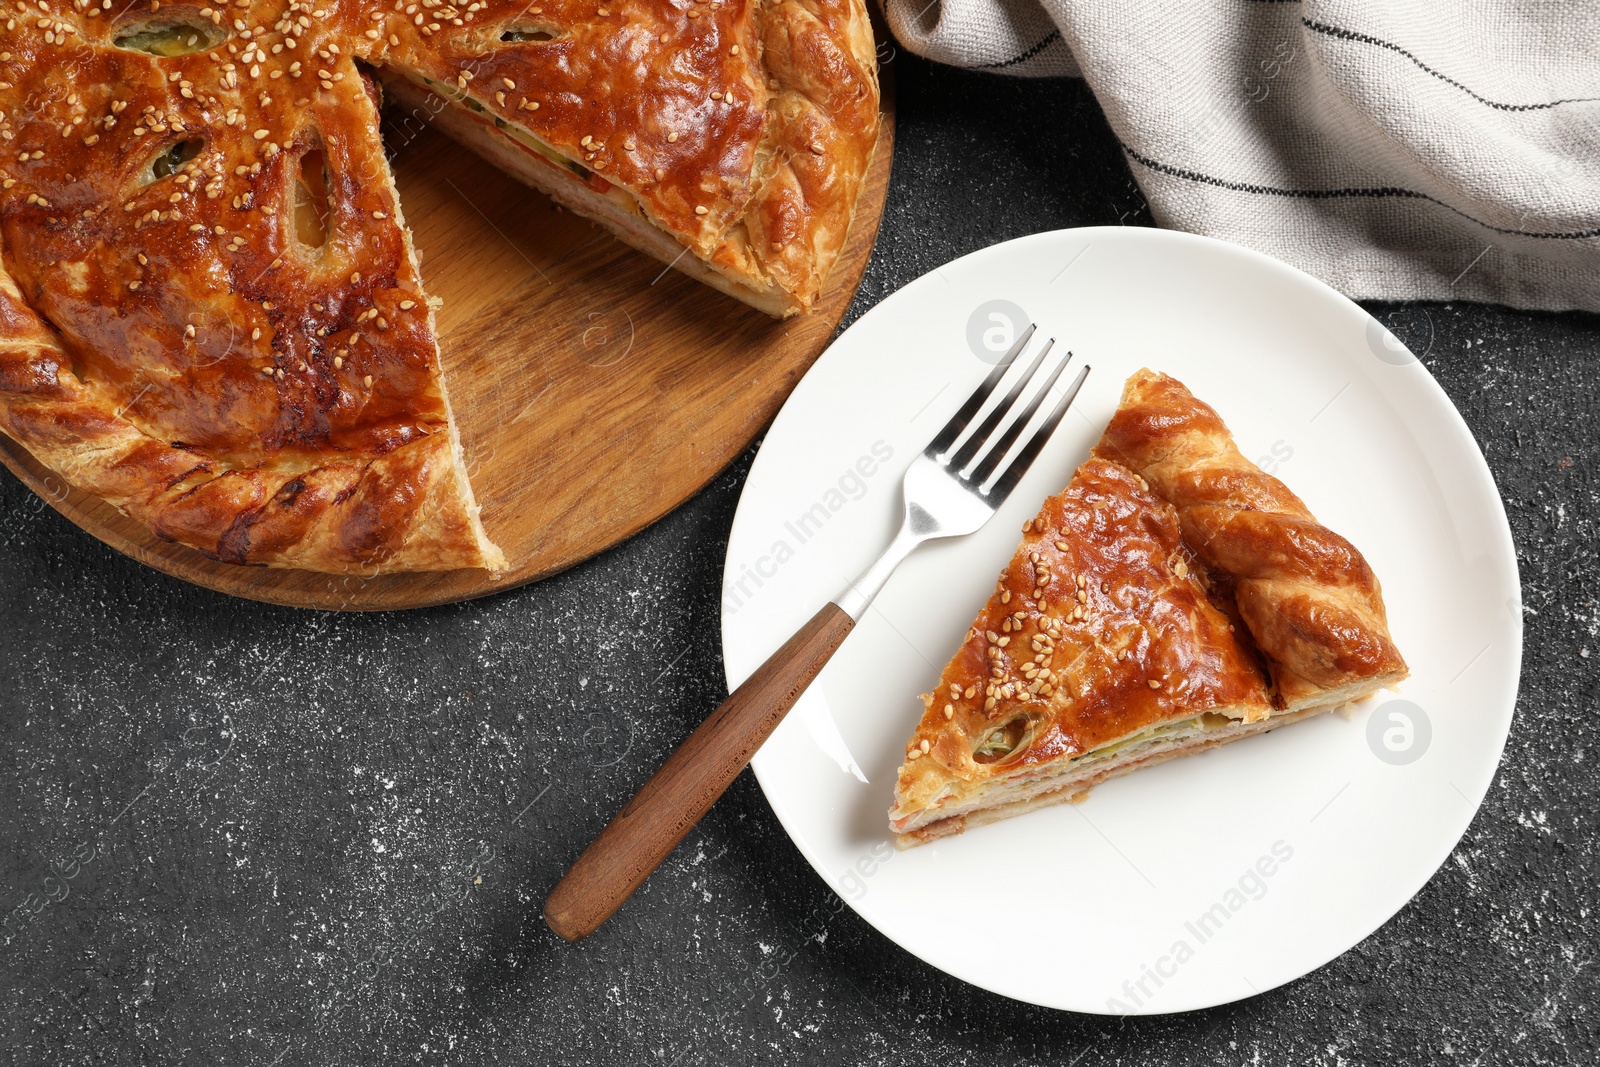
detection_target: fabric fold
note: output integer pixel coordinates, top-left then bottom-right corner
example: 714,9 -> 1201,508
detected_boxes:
880,0 -> 1600,310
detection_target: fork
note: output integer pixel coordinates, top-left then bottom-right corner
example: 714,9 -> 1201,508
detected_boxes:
543,324 -> 1089,941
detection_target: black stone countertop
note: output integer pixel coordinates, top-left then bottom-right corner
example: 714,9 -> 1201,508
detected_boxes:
3,54 -> 1597,1066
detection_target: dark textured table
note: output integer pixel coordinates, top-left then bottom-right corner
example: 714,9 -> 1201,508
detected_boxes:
3,54 -> 1596,1066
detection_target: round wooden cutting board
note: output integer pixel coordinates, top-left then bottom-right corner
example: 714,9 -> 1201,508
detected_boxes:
0,98 -> 894,611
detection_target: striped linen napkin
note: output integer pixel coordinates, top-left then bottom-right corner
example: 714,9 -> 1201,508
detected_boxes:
879,0 -> 1600,311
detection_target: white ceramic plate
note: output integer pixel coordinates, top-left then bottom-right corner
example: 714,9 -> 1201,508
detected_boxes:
720,227 -> 1520,1014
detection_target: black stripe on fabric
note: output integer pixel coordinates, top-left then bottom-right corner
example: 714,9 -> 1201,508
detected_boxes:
972,29 -> 1063,70
1303,18 -> 1600,112
1120,144 -> 1600,240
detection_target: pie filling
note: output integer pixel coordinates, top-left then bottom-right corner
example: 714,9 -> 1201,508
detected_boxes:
112,17 -> 232,57
892,710 -> 1251,834
388,71 -> 794,315
890,705 -> 1339,844
1062,710 -> 1240,767
402,71 -> 643,219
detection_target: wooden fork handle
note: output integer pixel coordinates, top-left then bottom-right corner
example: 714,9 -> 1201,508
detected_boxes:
543,602 -> 856,942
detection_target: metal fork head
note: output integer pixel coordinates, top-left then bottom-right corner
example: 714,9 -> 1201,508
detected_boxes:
901,324 -> 1090,542
833,327 -> 1089,621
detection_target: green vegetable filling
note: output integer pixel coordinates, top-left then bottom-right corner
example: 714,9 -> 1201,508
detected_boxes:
114,21 -> 225,57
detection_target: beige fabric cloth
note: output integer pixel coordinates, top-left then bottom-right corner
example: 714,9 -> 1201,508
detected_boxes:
880,0 -> 1600,311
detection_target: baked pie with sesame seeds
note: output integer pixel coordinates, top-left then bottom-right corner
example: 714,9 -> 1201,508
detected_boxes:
890,370 -> 1408,846
0,0 -> 879,572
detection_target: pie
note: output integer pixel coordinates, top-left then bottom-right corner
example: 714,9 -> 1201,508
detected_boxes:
0,0 -> 880,572
890,369 -> 1408,845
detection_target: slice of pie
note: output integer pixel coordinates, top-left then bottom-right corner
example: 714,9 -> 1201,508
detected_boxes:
890,369 -> 1407,845
0,0 -> 879,572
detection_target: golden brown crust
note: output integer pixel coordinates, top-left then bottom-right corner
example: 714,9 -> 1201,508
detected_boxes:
1095,370 -> 1409,705
891,370 -> 1407,842
736,0 -> 879,304
0,0 -> 878,572
383,0 -> 878,311
0,27 -> 501,572
0,237 -> 501,571
890,456 -> 1273,831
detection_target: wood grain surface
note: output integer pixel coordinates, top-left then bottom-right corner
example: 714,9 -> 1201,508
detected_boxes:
0,99 -> 893,611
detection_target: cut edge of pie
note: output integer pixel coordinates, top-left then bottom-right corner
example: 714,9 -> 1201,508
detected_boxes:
889,369 -> 1407,846
384,76 -> 810,318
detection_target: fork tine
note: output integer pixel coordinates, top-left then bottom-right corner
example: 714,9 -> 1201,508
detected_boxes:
966,346 -> 1075,488
944,338 -> 1055,474
982,364 -> 1091,504
923,323 -> 1036,460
